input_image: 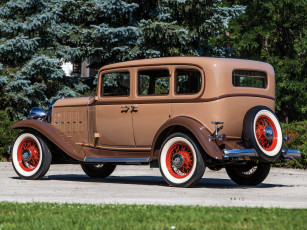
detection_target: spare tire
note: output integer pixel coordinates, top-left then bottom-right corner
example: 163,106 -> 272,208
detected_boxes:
242,106 -> 283,162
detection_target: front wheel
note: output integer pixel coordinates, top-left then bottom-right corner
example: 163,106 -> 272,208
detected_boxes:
159,132 -> 205,187
225,163 -> 271,185
81,164 -> 116,178
11,131 -> 52,180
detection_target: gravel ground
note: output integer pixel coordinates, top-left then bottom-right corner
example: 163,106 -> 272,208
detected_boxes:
0,162 -> 306,208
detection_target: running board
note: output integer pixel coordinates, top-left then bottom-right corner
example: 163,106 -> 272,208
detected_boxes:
84,157 -> 150,163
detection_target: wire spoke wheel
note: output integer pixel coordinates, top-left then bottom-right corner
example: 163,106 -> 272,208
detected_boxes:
255,116 -> 277,151
17,138 -> 41,172
166,142 -> 194,178
159,133 -> 205,188
12,131 -> 52,180
226,163 -> 271,185
243,106 -> 283,162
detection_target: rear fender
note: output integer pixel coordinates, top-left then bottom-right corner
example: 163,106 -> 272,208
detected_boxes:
12,120 -> 84,161
151,116 -> 223,160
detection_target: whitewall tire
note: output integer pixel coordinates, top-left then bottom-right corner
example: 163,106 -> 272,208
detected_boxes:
159,132 -> 205,187
243,106 -> 283,162
12,131 -> 52,179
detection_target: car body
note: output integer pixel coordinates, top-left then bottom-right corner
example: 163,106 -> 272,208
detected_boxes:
10,57 -> 301,187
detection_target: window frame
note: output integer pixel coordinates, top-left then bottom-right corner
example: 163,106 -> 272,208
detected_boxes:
97,68 -> 132,101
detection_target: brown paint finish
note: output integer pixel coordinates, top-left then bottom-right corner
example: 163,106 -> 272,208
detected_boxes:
13,57 -> 277,163
151,116 -> 224,160
12,120 -> 85,161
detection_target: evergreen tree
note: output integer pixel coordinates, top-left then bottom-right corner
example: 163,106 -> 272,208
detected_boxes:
0,0 -> 244,119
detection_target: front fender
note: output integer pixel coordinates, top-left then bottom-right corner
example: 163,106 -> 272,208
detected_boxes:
151,116 -> 223,160
12,120 -> 84,161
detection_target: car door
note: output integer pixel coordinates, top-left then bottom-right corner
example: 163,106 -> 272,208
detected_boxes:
132,66 -> 172,147
93,69 -> 135,147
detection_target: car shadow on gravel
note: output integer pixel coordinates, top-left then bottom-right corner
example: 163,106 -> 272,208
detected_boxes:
13,174 -> 292,189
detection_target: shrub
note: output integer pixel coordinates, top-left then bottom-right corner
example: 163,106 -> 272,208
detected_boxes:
0,110 -> 19,161
273,121 -> 307,169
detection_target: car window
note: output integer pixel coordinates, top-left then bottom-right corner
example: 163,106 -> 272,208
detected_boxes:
138,69 -> 170,96
101,71 -> 130,96
233,70 -> 267,88
175,69 -> 202,94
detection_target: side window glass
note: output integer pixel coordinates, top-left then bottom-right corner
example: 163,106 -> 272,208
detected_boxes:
101,72 -> 130,96
176,69 -> 202,94
138,69 -> 170,96
233,70 -> 267,88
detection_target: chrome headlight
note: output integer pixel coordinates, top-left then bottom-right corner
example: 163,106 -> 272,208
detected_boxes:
28,107 -> 47,121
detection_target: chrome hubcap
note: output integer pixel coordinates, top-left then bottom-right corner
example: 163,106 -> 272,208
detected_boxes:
21,149 -> 31,162
172,153 -> 184,168
264,126 -> 274,140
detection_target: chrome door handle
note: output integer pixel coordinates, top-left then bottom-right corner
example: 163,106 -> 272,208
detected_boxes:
131,105 -> 138,112
121,105 -> 130,113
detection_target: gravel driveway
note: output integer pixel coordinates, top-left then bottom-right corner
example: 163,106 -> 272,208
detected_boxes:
0,162 -> 306,208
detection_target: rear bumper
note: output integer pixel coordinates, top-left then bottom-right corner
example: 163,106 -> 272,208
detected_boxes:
281,147 -> 301,160
223,147 -> 301,160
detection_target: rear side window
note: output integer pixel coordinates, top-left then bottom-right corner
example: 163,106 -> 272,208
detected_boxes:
101,71 -> 130,96
176,69 -> 202,94
138,69 -> 170,96
233,70 -> 267,88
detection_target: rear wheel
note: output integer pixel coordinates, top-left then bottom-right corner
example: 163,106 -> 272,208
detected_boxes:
159,132 -> 205,187
225,163 -> 271,185
81,164 -> 116,178
243,106 -> 283,162
12,131 -> 52,180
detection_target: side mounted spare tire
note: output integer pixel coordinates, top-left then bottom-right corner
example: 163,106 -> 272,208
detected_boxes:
242,106 -> 283,162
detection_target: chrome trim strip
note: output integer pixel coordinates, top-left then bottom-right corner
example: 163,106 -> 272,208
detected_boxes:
84,157 -> 150,163
282,149 -> 301,159
87,96 -> 94,147
223,149 -> 258,158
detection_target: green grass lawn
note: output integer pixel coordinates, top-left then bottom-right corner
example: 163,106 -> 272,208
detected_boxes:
0,202 -> 306,230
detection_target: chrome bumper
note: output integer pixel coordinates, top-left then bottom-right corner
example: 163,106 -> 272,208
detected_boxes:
223,147 -> 301,160
7,146 -> 12,155
281,147 -> 301,160
223,149 -> 258,158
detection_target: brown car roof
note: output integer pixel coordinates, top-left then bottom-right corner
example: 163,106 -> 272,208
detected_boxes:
99,56 -> 270,72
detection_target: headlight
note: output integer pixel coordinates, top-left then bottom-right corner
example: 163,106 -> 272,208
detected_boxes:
28,107 -> 47,121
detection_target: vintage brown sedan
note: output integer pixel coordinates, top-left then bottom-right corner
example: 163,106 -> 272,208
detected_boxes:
9,57 -> 300,187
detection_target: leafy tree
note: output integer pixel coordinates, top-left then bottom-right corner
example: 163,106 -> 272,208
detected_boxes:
220,0 -> 307,122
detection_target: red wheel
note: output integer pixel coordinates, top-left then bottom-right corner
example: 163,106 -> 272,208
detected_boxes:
159,132 -> 205,187
255,116 -> 277,151
165,142 -> 194,179
12,132 -> 52,179
243,106 -> 283,162
17,138 -> 41,172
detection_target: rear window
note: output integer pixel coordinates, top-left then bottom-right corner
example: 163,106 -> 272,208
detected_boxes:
232,70 -> 267,88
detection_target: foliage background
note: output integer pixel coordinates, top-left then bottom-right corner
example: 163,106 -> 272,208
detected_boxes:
0,0 -> 306,167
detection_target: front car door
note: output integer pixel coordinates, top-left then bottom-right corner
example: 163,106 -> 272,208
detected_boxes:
93,69 -> 135,148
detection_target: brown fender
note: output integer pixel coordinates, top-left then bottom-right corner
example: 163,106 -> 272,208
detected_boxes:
12,120 -> 85,161
151,116 -> 223,160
